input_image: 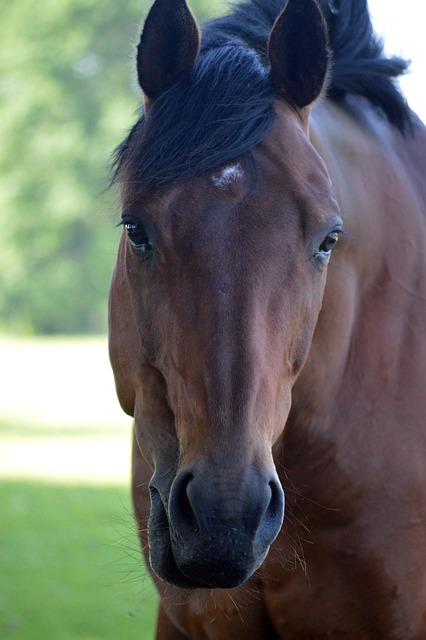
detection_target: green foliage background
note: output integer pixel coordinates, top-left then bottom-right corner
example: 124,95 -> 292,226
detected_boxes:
0,0 -> 225,334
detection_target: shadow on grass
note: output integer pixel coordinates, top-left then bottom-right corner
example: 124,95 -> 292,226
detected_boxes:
0,480 -> 158,640
0,416 -> 127,439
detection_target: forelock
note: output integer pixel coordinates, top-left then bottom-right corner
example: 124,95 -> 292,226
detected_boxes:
114,43 -> 275,192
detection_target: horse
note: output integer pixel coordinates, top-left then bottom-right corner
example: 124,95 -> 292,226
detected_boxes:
109,0 -> 426,637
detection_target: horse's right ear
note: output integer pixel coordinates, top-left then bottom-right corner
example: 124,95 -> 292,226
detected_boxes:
136,0 -> 200,106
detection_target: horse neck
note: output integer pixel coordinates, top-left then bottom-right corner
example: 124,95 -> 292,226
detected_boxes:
288,98 -> 426,440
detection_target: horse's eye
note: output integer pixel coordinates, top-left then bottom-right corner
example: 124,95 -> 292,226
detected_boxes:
124,219 -> 152,252
313,230 -> 341,265
318,231 -> 339,255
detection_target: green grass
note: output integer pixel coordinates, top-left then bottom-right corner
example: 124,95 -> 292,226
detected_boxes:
0,338 -> 158,638
0,480 -> 158,640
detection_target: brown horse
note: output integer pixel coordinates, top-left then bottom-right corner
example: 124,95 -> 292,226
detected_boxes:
109,0 -> 426,637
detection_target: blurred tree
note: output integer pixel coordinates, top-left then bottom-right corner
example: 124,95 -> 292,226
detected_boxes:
0,0 -> 225,334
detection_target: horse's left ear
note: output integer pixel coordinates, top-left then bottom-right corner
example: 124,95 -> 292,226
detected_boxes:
268,0 -> 330,109
136,0 -> 200,104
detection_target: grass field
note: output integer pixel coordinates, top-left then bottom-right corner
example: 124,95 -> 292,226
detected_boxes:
0,338 -> 158,639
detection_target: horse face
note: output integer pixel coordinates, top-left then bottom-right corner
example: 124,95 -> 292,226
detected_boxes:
109,0 -> 337,590
109,103 -> 341,589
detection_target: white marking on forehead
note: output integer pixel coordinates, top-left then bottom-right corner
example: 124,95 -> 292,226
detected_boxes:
211,163 -> 244,189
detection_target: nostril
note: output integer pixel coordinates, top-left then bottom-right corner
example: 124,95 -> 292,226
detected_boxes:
169,472 -> 199,535
251,476 -> 284,558
265,479 -> 285,531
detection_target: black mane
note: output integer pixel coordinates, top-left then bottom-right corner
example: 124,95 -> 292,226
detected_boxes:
114,0 -> 412,191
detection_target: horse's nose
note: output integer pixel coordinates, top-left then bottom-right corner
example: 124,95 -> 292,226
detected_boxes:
169,465 -> 284,536
167,462 -> 284,587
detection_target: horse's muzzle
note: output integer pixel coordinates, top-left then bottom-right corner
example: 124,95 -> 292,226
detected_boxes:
148,462 -> 285,589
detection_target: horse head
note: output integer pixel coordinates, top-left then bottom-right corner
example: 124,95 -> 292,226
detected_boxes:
109,0 -> 342,589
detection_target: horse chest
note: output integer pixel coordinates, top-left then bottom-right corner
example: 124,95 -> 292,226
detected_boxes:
162,548 -> 422,640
